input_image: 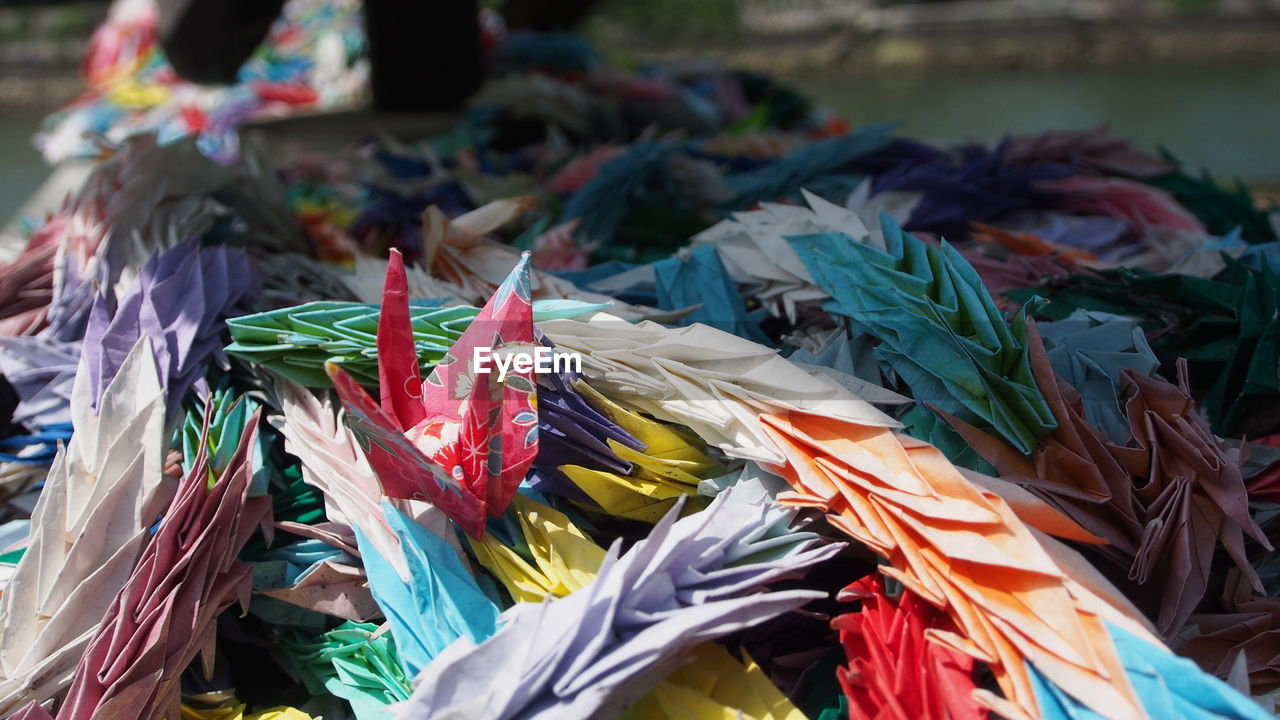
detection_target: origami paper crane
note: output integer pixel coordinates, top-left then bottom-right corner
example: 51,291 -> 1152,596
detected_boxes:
1037,309 -> 1160,445
0,338 -> 80,429
789,214 -> 1056,455
1036,176 -> 1204,236
226,296 -> 608,389
549,147 -> 625,196
541,303 -> 1241,719
531,220 -> 595,271
1108,361 -> 1271,631
84,240 -> 259,422
850,138 -> 1072,239
761,409 -> 1168,720
271,381 -> 426,576
36,0 -> 366,164
538,311 -> 898,466
329,249 -> 540,537
49,396 -> 272,720
723,124 -> 893,210
968,221 -> 1099,268
470,493 -> 607,603
1146,152 -> 1278,246
841,177 -> 922,248
831,576 -> 986,720
228,299 -> 473,388
942,324 -> 1268,638
690,190 -> 870,323
1031,621 -> 1272,720
1002,126 -> 1175,179
555,128 -> 891,264
16,22 -> 1280,720
273,384 -> 481,625
1199,259 -> 1280,439
175,381 -> 272,484
356,501 -> 499,678
652,244 -> 772,345
27,137 -> 304,303
0,207 -> 102,338
422,196 -> 544,299
526,362 -> 646,504
1178,569 -> 1280,694
958,245 -> 1080,311
554,378 -> 723,522
624,642 -> 807,720
283,621 -> 411,720
0,337 -> 171,716
1123,226 -> 1247,278
1012,259 -> 1280,439
418,196 -> 660,319
393,488 -> 842,720
561,142 -> 673,251
997,212 -> 1131,260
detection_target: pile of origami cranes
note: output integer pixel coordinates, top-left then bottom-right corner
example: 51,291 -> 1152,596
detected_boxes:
2,1 -> 1280,719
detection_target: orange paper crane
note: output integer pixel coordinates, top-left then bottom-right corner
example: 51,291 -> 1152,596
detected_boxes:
969,221 -> 1100,268
540,311 -> 1164,719
760,411 -> 1157,720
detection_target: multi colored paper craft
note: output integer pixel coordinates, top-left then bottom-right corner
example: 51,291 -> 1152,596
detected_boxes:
330,249 -> 539,537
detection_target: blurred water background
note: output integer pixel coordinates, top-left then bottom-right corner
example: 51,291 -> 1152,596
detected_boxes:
797,59 -> 1280,185
2,0 -> 1279,223
0,116 -> 48,223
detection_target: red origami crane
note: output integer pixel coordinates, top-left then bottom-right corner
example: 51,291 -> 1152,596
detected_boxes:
328,249 -> 540,538
833,575 -> 988,720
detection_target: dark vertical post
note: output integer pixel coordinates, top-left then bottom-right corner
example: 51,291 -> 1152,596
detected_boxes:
157,0 -> 286,84
364,0 -> 486,112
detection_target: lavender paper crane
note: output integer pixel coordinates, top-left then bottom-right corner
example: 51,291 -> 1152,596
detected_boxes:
83,240 -> 259,424
393,487 -> 843,720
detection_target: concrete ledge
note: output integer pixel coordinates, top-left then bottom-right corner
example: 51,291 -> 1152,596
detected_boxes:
598,3 -> 1280,77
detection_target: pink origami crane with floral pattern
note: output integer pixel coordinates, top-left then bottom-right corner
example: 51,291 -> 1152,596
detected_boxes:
327,249 -> 539,538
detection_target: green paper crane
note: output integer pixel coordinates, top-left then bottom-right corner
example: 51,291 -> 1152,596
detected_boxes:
283,622 -> 412,720
789,213 -> 1056,456
1147,151 -> 1278,246
225,299 -> 608,388
225,300 -> 472,388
